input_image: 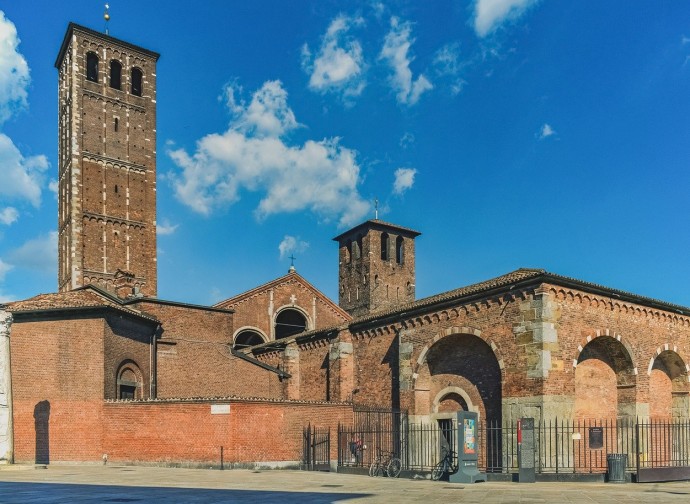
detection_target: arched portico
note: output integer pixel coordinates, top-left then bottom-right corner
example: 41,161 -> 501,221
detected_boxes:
575,335 -> 636,419
648,348 -> 690,419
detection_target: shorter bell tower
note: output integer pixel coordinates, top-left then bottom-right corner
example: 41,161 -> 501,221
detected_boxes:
334,220 -> 420,318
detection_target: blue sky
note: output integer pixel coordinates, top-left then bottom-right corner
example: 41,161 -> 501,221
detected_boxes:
0,1 -> 689,308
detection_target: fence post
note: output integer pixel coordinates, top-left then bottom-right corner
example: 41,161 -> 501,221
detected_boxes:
635,418 -> 640,478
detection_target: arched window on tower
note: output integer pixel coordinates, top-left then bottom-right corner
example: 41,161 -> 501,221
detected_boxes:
275,308 -> 307,340
110,60 -> 122,90
233,329 -> 265,350
396,236 -> 404,264
131,67 -> 143,96
381,232 -> 390,260
86,52 -> 99,82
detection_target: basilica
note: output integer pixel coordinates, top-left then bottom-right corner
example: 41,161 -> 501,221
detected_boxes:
0,22 -> 689,476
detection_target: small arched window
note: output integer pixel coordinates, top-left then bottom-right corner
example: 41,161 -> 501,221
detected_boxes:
233,329 -> 265,350
117,361 -> 142,400
110,60 -> 122,90
86,52 -> 99,82
396,236 -> 404,264
381,232 -> 390,260
275,308 -> 307,339
131,67 -> 143,96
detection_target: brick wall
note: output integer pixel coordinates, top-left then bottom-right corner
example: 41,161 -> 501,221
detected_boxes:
102,400 -> 353,466
11,317 -> 107,463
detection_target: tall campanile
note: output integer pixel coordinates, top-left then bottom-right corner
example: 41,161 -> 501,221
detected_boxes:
55,24 -> 159,296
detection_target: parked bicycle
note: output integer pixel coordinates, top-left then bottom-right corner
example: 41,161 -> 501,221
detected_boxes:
431,446 -> 457,481
369,448 -> 402,478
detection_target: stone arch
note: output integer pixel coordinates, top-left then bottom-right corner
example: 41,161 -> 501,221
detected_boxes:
412,326 -> 505,381
574,331 -> 637,419
412,329 -> 502,423
648,347 -> 690,419
274,305 -> 310,340
431,386 -> 478,418
233,326 -> 267,349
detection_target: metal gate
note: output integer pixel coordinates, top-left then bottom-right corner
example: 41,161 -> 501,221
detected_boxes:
302,424 -> 331,471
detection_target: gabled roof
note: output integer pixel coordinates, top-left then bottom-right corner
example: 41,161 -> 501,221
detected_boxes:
6,284 -> 159,324
214,270 -> 351,320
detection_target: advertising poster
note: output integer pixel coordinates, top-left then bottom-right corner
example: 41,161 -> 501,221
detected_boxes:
464,418 -> 476,455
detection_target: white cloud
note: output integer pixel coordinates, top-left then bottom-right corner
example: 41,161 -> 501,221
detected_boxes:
303,15 -> 366,100
0,12 -> 48,212
157,219 -> 179,236
434,43 -> 462,76
0,12 -> 30,125
0,207 -> 18,225
474,0 -> 539,38
379,17 -> 433,106
0,133 -> 48,207
0,257 -> 11,282
399,132 -> 415,149
0,257 -> 13,303
169,80 -> 370,228
6,231 -> 57,274
393,167 -> 417,195
278,235 -> 309,260
537,123 -> 556,140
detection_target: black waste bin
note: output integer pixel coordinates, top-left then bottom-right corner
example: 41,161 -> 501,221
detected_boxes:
606,453 -> 627,483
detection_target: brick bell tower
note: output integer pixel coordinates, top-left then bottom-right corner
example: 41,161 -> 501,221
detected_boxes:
334,220 -> 420,318
55,23 -> 159,296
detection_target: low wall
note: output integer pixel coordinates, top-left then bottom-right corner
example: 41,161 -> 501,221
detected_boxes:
14,398 -> 353,467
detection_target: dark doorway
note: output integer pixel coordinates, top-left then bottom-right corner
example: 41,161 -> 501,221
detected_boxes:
34,400 -> 50,464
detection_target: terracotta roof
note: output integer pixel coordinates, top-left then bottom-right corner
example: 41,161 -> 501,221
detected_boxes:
351,267 -> 690,326
6,286 -> 158,322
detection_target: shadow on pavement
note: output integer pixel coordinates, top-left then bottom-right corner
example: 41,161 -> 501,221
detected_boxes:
0,481 -> 370,503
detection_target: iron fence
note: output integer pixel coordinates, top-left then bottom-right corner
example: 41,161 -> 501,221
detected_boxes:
302,424 -> 330,471
337,415 -> 690,475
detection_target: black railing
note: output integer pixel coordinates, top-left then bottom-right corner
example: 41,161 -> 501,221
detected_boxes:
302,424 -> 330,471
337,415 -> 690,475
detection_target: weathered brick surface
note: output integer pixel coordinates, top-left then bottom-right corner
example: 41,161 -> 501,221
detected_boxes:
102,400 -> 353,466
216,272 -> 349,345
57,25 -> 158,296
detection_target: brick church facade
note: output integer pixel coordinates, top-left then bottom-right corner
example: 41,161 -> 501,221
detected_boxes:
0,23 -> 689,468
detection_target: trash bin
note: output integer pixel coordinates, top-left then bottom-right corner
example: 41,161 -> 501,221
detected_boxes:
606,453 -> 627,483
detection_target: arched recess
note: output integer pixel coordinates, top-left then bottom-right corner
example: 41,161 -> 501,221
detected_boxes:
414,333 -> 502,424
274,307 -> 309,340
575,336 -> 636,419
116,360 -> 143,400
649,349 -> 690,419
233,327 -> 267,350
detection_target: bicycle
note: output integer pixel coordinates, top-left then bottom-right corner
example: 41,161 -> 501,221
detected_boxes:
431,446 -> 457,481
369,448 -> 402,478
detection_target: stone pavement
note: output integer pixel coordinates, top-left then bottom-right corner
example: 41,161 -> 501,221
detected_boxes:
0,465 -> 689,503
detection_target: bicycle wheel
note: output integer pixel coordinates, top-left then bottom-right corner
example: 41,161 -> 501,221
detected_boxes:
430,460 -> 445,481
369,461 -> 383,477
386,457 -> 402,478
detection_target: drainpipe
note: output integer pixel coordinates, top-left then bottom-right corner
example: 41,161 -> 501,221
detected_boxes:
149,324 -> 161,399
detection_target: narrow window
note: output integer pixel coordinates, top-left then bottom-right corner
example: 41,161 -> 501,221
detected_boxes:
114,117 -> 119,131
114,185 -> 118,194
86,52 -> 99,82
396,236 -> 404,264
110,60 -> 122,90
381,232 -> 390,260
131,67 -> 143,96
